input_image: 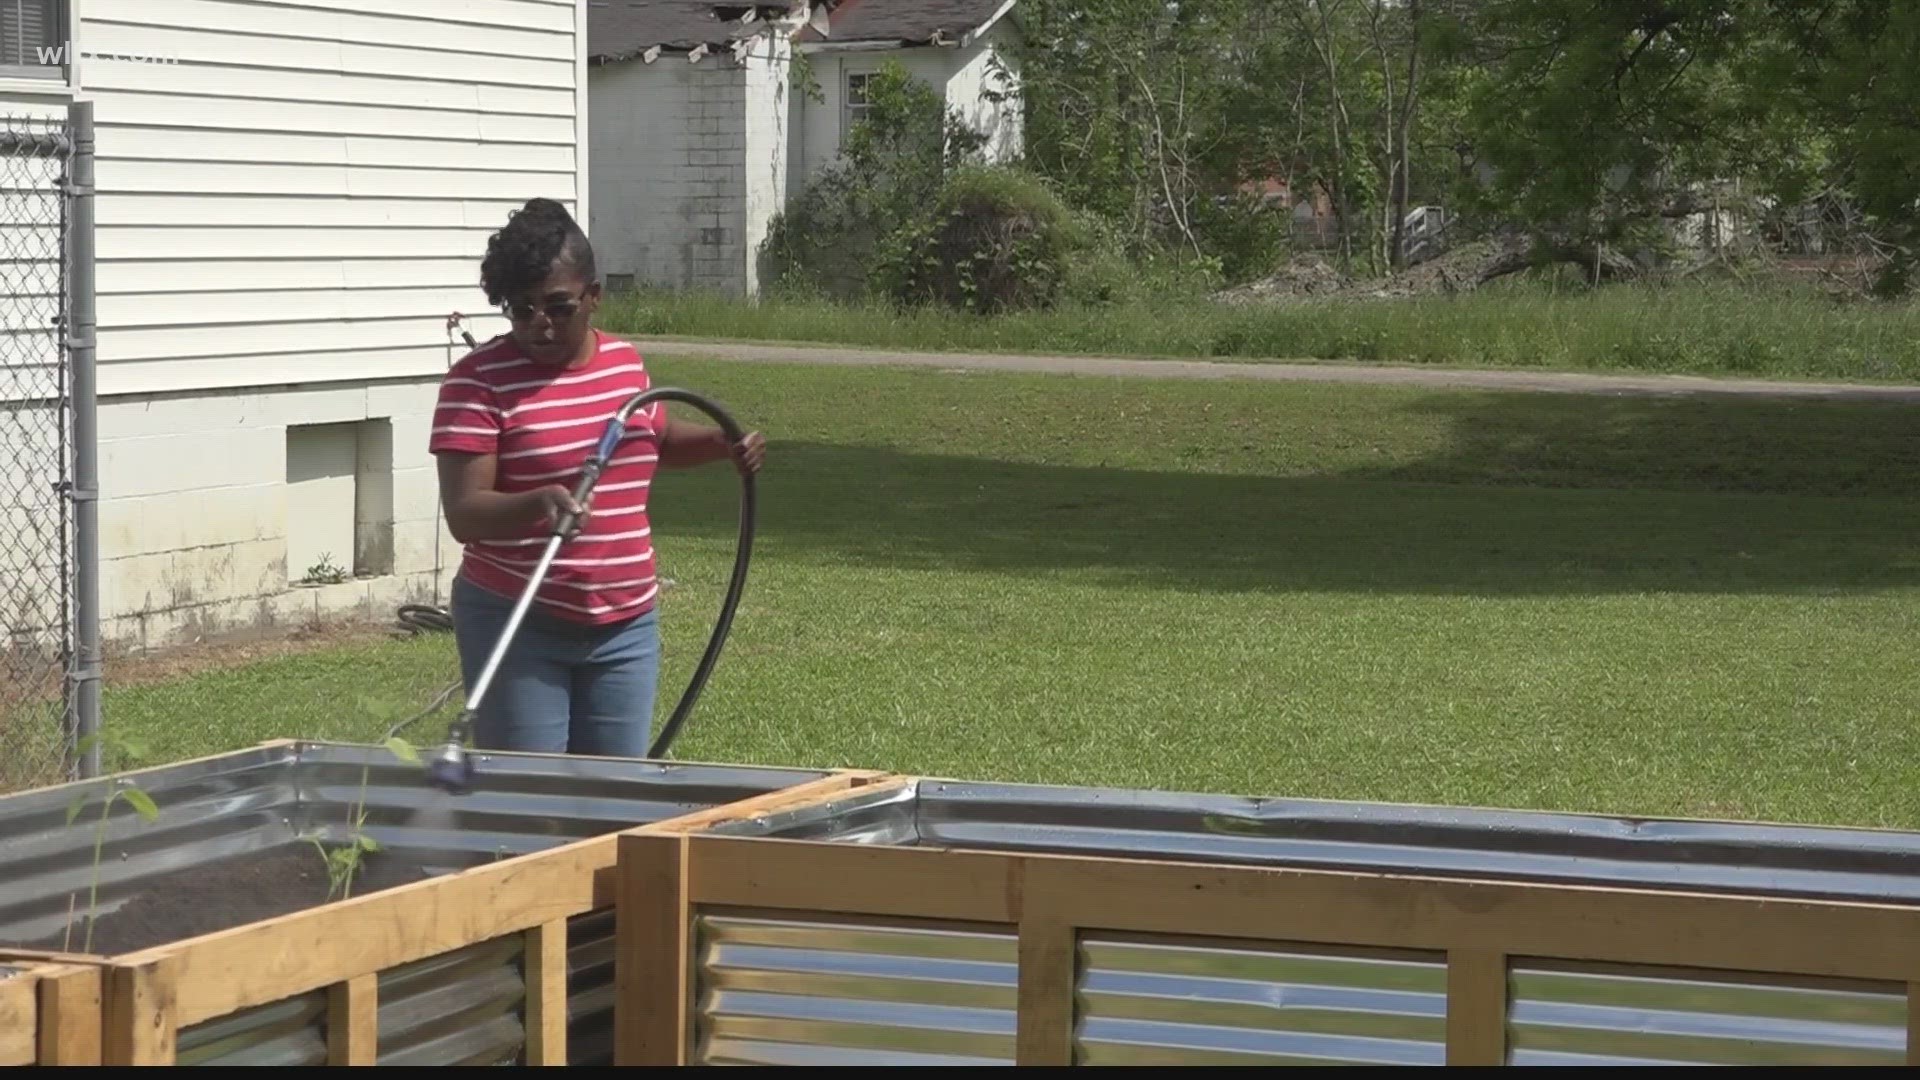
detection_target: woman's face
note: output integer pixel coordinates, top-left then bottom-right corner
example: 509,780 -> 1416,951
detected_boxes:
506,262 -> 600,367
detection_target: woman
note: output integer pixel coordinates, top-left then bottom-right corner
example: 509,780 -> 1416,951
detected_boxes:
429,198 -> 765,757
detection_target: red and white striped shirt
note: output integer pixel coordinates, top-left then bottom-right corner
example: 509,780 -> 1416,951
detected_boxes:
429,329 -> 667,625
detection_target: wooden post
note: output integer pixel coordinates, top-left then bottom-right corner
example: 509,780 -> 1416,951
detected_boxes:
1445,950 -> 1508,1066
103,957 -> 179,1065
525,919 -> 570,1065
1015,917 -> 1077,1065
1907,983 -> 1920,1066
615,832 -> 691,1066
39,964 -> 104,1066
327,974 -> 378,1066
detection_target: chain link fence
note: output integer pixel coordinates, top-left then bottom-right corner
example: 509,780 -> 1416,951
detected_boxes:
0,107 -> 80,792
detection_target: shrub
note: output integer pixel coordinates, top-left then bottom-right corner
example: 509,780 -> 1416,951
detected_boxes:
883,166 -> 1082,313
760,61 -> 987,300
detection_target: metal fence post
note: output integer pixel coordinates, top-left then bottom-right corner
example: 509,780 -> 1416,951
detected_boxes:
67,99 -> 100,780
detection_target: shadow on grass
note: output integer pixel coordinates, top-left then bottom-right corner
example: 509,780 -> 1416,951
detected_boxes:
1365,392 -> 1918,498
650,394 -> 1920,598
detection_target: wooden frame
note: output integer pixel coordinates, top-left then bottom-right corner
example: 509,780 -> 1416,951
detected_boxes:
0,957 -> 103,1066
4,765 -> 888,1066
615,826 -> 1920,1066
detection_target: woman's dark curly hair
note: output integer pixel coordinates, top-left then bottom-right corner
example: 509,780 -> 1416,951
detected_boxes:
481,197 -> 597,307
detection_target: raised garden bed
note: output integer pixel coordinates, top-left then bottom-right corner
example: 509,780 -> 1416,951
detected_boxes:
614,776 -> 1920,1067
0,740 -> 883,1065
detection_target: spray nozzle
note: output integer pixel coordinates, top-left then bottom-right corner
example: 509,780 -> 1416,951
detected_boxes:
426,720 -> 477,795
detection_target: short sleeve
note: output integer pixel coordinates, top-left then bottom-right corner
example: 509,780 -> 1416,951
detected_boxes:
428,367 -> 502,456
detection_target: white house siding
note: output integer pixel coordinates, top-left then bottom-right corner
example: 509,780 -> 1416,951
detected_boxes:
0,0 -> 588,648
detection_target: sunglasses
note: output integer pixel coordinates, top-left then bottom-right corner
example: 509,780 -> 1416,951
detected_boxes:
503,285 -> 594,324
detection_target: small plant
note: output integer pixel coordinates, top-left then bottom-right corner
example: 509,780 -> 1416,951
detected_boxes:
299,554 -> 349,586
63,731 -> 160,954
307,699 -> 422,901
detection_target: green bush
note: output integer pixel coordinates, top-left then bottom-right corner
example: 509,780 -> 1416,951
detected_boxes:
760,61 -> 987,301
882,167 -> 1082,313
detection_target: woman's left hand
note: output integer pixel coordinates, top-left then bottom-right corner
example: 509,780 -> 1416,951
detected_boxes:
731,431 -> 766,475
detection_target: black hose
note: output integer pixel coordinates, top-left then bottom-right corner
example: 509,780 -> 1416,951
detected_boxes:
630,388 -> 757,759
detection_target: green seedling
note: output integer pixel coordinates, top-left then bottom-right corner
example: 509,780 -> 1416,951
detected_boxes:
308,700 -> 422,901
63,731 -> 160,954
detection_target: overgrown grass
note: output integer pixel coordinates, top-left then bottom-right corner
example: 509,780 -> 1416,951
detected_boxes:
598,282 -> 1920,383
103,357 -> 1920,829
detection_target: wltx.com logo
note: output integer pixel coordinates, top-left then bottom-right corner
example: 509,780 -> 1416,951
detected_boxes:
36,43 -> 180,65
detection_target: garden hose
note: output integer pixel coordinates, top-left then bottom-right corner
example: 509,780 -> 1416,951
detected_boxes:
411,385 -> 757,794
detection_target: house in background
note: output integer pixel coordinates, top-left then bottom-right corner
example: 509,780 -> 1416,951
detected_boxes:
587,0 -> 1024,298
0,0 -> 587,649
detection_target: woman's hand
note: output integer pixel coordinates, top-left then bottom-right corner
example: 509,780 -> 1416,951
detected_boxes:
731,432 -> 766,475
524,484 -> 589,534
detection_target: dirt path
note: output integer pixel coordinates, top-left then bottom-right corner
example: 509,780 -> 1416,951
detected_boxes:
636,338 -> 1920,403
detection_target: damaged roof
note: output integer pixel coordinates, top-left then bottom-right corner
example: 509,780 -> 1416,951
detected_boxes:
589,1 -> 801,59
795,0 -> 1015,45
590,0 -> 1015,60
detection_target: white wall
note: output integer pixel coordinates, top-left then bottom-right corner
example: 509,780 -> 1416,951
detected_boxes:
0,0 -> 588,648
740,35 -> 793,298
948,24 -> 1022,164
589,31 -> 793,297
589,56 -> 748,295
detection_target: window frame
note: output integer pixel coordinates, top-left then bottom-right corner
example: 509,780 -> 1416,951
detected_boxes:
0,0 -> 70,85
841,68 -> 877,145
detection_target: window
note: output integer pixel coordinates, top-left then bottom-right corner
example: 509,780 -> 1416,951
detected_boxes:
0,0 -> 64,77
842,71 -> 874,143
286,420 -> 395,586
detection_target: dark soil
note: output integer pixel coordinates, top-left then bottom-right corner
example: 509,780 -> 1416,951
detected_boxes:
18,843 -> 439,956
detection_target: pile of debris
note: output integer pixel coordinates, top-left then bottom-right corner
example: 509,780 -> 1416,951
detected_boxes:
1214,237 -> 1542,305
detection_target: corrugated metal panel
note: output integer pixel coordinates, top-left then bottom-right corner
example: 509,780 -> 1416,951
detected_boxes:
177,990 -> 328,1066
0,743 -> 828,948
166,911 -> 631,1066
694,914 -> 1018,1066
1508,964 -> 1907,1066
1078,938 -> 1448,1066
377,935 -> 525,1067
717,779 -> 1920,906
565,909 -> 620,1066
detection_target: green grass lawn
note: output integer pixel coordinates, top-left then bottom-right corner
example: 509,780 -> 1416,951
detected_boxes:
598,284 -> 1920,384
104,356 -> 1920,829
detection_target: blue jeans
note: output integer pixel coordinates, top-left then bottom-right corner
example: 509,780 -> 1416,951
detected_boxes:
449,574 -> 661,757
